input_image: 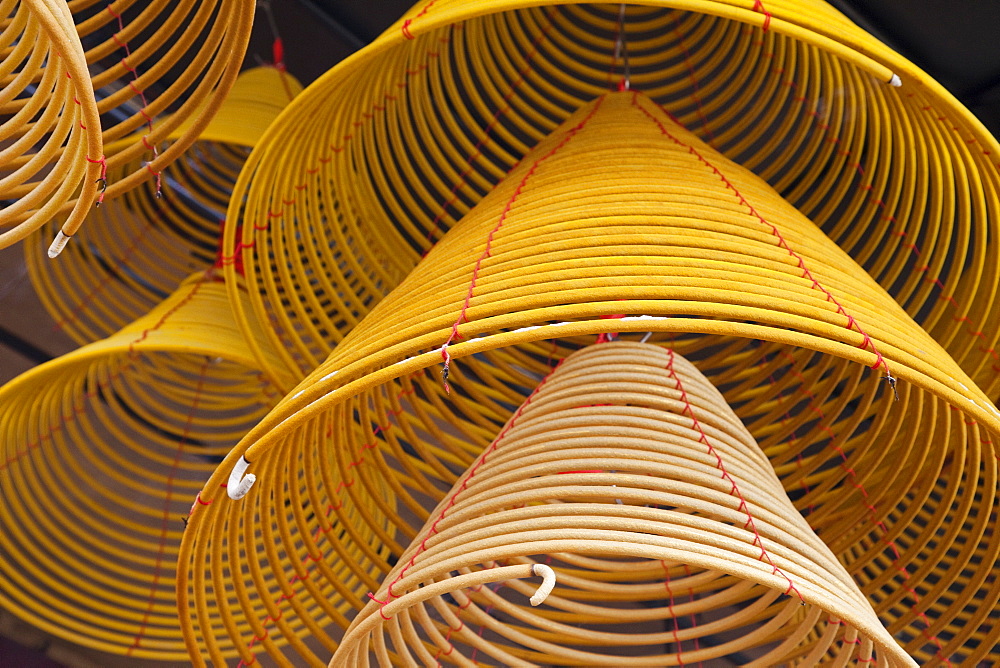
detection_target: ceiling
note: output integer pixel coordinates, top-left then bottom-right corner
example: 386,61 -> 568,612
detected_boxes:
2,0 -> 999,664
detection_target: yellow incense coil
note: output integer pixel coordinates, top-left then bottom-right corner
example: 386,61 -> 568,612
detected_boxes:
334,342 -> 915,667
1,0 -> 254,251
225,0 -> 1000,398
182,93 -> 1000,665
0,273 -> 291,659
23,67 -> 302,345
0,0 -> 103,249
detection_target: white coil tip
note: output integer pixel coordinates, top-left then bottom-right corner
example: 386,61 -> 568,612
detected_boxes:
888,73 -> 902,87
529,564 -> 556,606
48,231 -> 71,258
227,456 -> 256,499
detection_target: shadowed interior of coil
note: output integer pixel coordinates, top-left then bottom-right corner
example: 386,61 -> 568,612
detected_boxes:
24,67 -> 302,344
0,275 -> 285,659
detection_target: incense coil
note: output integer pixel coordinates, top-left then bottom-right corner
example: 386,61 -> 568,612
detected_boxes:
76,0 -> 254,198
0,0 -> 103,249
0,273 -> 290,659
182,94 -> 1000,665
1,0 -> 254,251
334,342 -> 914,667
24,67 -> 302,345
226,0 -> 1000,398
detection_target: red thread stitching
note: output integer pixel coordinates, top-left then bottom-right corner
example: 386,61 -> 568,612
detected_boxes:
85,155 -> 108,204
401,0 -> 439,39
754,51 -> 1000,378
632,94 -> 894,382
374,363 -> 561,619
3,276 -> 210,473
51,219 -> 157,332
243,32 -> 454,268
774,350 -> 950,663
422,16 -> 555,247
752,0 -> 772,31
107,3 -> 161,196
666,349 -> 803,601
439,97 -> 606,391
661,561 -> 686,666
237,384 -> 415,662
128,360 -> 211,654
670,14 -> 716,145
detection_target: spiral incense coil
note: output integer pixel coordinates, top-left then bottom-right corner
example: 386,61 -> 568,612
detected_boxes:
334,342 -> 914,667
0,0 -> 103,249
2,0 -> 254,253
0,272 -> 290,659
226,0 -> 1000,398
182,93 -> 1000,665
74,0 -> 254,196
24,67 -> 302,345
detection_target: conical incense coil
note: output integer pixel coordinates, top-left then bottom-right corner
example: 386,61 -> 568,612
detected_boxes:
182,94 -> 999,665
0,0 -> 103,249
0,272 -> 290,659
334,342 -> 914,666
24,67 -> 302,344
2,0 -> 254,253
225,0 -> 1000,397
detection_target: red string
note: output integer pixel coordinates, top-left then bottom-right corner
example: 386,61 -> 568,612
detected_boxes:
772,350 -> 952,664
422,14 -> 556,248
670,14 -> 717,145
371,362 -> 561,620
3,275 -> 211,473
439,97 -> 606,391
128,359 -> 210,654
754,351 -> 815,514
401,0 -> 439,39
234,384 -> 415,665
632,93 -> 895,385
661,561 -> 686,666
752,0 -> 772,32
107,3 -> 161,197
750,40 -> 1000,383
432,594 -> 474,663
254,30 -> 457,252
665,349 -> 804,602
85,155 -> 108,205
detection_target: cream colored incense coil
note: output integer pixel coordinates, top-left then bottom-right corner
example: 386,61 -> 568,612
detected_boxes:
333,343 -> 913,666
227,0 -> 1000,398
24,67 -> 302,344
0,272 -> 290,659
183,92 -> 1000,665
0,0 -> 102,249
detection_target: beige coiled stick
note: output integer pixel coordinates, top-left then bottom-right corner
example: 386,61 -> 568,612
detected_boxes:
334,342 -> 915,666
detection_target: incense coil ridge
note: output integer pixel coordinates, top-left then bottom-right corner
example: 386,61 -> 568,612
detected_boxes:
181,93 -> 1000,665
